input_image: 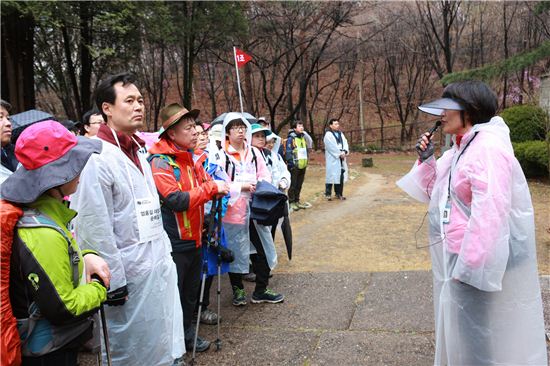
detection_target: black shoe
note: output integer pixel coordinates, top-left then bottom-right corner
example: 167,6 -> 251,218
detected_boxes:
251,288 -> 284,304
186,336 -> 211,353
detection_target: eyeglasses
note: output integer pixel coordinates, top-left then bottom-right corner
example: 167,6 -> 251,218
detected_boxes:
230,126 -> 246,132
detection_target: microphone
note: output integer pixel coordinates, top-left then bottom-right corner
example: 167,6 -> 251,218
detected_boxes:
427,120 -> 442,138
415,120 -> 441,160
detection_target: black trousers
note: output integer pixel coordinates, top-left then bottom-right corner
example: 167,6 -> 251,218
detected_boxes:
229,220 -> 271,295
22,349 -> 78,366
326,165 -> 345,197
172,247 -> 202,341
288,167 -> 307,203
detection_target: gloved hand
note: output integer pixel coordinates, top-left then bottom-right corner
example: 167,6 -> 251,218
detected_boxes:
415,133 -> 434,162
105,285 -> 128,306
217,246 -> 235,263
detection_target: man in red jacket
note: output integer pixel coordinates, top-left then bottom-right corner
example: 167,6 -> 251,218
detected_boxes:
149,103 -> 229,353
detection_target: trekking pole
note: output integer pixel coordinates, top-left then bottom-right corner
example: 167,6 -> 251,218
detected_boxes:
99,304 -> 112,366
191,198 -> 220,364
191,257 -> 209,364
215,198 -> 223,351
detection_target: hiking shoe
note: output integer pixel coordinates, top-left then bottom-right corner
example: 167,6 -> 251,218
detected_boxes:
243,272 -> 256,282
335,195 -> 346,201
290,202 -> 301,211
232,286 -> 247,306
186,336 -> 210,353
325,195 -> 332,201
173,356 -> 187,366
251,288 -> 284,304
297,201 -> 312,209
200,308 -> 220,325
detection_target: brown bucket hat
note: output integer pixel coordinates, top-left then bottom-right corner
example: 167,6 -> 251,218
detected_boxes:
158,103 -> 200,138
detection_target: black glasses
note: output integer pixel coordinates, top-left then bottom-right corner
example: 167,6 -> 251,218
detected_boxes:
230,126 -> 246,132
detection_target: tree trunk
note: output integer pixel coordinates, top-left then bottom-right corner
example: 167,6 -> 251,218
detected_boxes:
1,7 -> 35,112
61,21 -> 81,120
79,1 -> 93,116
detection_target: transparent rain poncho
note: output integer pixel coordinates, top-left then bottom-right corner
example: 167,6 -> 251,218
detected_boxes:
71,140 -> 185,366
397,117 -> 547,365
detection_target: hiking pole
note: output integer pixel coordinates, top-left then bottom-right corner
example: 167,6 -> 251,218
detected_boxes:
191,198 -> 220,364
99,304 -> 112,366
191,256 -> 209,364
214,198 -> 223,351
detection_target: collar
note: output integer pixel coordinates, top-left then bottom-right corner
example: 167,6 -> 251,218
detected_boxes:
97,124 -> 145,153
30,194 -> 77,227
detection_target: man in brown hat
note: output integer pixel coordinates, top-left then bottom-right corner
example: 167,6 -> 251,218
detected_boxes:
148,103 -> 229,353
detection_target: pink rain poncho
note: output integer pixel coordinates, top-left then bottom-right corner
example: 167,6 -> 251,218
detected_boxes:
397,116 -> 547,365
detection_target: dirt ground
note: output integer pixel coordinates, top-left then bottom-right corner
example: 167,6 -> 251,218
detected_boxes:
275,151 -> 550,275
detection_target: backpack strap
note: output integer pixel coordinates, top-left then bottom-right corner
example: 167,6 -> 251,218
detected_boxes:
148,154 -> 181,182
223,151 -> 236,181
251,147 -> 258,172
17,209 -> 80,288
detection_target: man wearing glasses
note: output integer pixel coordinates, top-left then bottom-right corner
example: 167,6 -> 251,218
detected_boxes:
81,108 -> 105,138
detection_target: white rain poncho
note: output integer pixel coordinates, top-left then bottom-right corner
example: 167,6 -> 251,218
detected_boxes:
323,130 -> 349,184
265,133 -> 291,190
71,138 -> 185,366
209,113 -> 272,273
397,116 -> 547,365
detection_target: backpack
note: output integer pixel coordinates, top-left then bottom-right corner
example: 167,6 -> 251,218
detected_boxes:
148,154 -> 181,182
9,206 -> 96,357
1,200 -> 23,366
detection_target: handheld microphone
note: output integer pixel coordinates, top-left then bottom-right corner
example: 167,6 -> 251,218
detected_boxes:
427,120 -> 442,137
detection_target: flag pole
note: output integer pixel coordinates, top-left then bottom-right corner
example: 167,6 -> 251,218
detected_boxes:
233,46 -> 244,113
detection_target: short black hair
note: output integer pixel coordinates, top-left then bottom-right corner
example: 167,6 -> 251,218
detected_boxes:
81,107 -> 103,135
225,119 -> 246,135
442,80 -> 498,125
0,99 -> 11,112
290,120 -> 302,129
94,72 -> 137,121
328,118 -> 338,125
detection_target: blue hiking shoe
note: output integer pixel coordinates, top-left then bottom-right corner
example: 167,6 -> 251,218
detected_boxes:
251,288 -> 284,304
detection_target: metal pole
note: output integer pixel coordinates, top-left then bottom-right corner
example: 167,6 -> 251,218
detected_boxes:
99,304 -> 112,366
233,46 -> 244,114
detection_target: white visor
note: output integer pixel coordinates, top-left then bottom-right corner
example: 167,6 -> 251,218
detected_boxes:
418,98 -> 464,116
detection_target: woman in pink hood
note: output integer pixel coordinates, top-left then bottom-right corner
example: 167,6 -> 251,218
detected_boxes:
398,81 -> 547,365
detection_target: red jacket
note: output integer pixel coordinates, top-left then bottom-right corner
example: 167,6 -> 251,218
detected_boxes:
1,200 -> 22,366
149,139 -> 218,252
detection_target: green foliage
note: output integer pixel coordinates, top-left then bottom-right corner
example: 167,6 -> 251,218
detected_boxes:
500,105 -> 548,142
513,140 -> 549,178
441,41 -> 550,85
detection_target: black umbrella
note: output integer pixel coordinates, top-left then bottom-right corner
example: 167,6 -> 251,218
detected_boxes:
250,180 -> 287,226
281,206 -> 293,260
10,109 -> 54,143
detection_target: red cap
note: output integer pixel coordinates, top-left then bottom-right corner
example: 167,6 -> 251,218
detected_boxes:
15,120 -> 77,170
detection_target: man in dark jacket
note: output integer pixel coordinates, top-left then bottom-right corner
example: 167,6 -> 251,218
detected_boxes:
285,120 -> 311,211
149,103 -> 229,353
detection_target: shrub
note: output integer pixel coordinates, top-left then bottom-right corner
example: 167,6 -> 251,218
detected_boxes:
500,105 -> 548,143
512,140 -> 549,178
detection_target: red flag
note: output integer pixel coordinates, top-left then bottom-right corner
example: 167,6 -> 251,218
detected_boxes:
235,48 -> 252,68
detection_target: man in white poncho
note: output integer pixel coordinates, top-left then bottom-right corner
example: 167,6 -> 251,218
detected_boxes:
323,118 -> 349,201
71,73 -> 185,366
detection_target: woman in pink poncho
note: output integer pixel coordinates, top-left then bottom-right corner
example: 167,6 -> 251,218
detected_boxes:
397,80 -> 547,365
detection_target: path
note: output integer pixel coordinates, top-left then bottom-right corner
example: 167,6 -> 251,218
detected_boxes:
81,164 -> 550,365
